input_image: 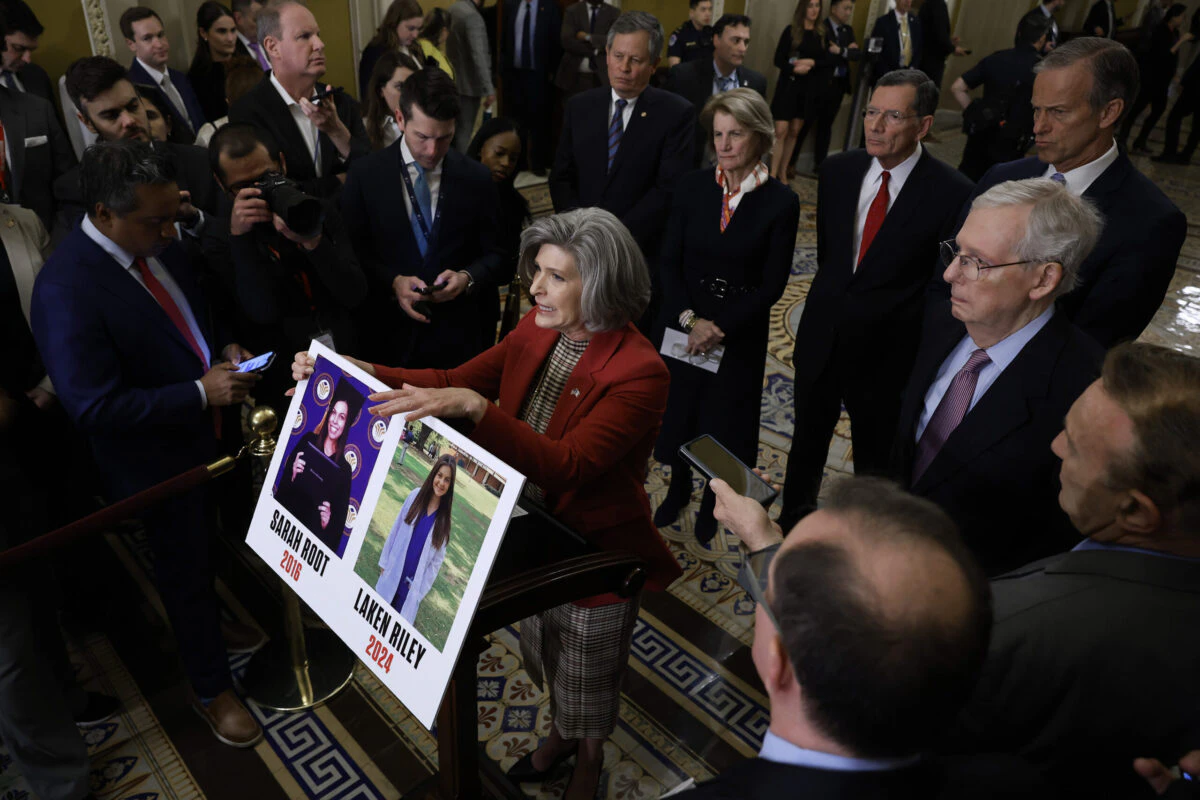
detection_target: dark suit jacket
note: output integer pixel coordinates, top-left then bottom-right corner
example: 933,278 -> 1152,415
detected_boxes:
502,0 -> 561,74
52,141 -> 220,238
959,154 -> 1186,346
30,225 -> 225,497
127,59 -> 207,134
374,310 -> 683,598
949,547 -> 1200,799
918,0 -> 954,67
823,17 -> 859,95
228,74 -> 370,199
1084,0 -> 1117,37
555,0 -> 620,90
676,755 -> 1054,799
665,59 -> 767,165
341,143 -> 503,368
792,147 -> 972,393
550,85 -> 695,257
871,10 -> 923,77
891,306 -> 1103,574
14,63 -> 53,105
0,87 -> 75,230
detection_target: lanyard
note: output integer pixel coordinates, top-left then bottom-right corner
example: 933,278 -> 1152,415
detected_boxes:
398,148 -> 442,245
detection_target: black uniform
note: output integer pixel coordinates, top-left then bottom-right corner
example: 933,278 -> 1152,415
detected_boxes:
668,21 -> 714,64
957,44 -> 1041,182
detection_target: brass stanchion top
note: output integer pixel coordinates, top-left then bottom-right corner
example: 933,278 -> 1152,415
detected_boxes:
246,405 -> 279,458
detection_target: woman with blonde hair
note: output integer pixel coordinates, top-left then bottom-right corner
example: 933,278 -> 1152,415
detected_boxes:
654,88 -> 799,542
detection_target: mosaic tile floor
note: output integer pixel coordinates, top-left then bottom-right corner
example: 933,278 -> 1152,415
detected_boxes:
6,117 -> 1200,800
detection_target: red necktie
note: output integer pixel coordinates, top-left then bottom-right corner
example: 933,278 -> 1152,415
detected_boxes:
134,257 -> 209,369
857,170 -> 890,267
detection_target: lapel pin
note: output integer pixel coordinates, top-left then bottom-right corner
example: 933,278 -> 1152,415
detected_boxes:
640,111 -> 647,117
571,388 -> 581,397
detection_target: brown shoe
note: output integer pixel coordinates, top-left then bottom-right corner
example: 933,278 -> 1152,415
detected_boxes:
221,618 -> 267,654
193,690 -> 264,748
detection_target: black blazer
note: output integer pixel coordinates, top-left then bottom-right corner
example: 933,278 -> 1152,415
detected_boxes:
891,305 -> 1103,575
665,59 -> 767,165
957,154 -> 1186,347
341,143 -> 504,368
52,141 -> 220,238
16,63 -> 54,105
870,10 -> 923,77
502,0 -> 562,74
1084,0 -> 1117,37
918,0 -> 954,66
0,88 -> 76,231
792,147 -> 972,392
950,547 -> 1200,799
550,85 -> 695,257
228,74 -> 371,199
824,17 -> 859,95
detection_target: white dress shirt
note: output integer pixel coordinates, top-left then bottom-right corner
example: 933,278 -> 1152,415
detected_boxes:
915,305 -> 1055,440
136,58 -> 194,131
269,72 -> 322,176
399,135 -> 443,222
712,60 -> 740,96
365,115 -> 401,149
760,731 -> 921,772
853,143 -> 922,267
82,216 -> 211,408
1042,141 -> 1118,196
608,88 -> 638,134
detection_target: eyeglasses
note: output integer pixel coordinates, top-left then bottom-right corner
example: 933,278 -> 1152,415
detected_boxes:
862,107 -> 920,126
940,240 -> 1037,281
737,546 -> 780,632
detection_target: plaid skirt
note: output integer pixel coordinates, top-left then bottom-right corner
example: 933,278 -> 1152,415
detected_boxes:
519,597 -> 641,740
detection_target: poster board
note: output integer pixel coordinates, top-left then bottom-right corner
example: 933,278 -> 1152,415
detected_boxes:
245,341 -> 526,727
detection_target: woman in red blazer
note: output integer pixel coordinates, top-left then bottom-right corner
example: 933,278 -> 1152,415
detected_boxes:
292,208 -> 680,798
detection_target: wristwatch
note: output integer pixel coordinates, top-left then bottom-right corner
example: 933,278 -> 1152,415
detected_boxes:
457,270 -> 476,295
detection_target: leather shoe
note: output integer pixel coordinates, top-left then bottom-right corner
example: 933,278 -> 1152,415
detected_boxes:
507,743 -> 577,783
221,618 -> 267,654
193,690 -> 263,748
74,691 -> 120,727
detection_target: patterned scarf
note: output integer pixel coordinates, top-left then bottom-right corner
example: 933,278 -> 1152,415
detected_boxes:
716,160 -> 769,232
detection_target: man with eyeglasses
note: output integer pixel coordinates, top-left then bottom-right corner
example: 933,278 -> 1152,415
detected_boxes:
892,177 -> 1104,575
778,69 -> 971,535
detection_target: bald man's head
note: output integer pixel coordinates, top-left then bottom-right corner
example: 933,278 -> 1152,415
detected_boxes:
767,478 -> 991,758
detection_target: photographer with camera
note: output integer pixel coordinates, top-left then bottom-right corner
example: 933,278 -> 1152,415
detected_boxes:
342,68 -> 503,369
207,123 -> 366,403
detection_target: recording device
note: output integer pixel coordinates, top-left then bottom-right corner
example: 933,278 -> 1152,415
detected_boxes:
867,36 -> 884,54
415,282 -> 449,296
310,84 -> 343,104
679,435 -> 778,508
237,351 -> 276,373
254,171 -> 324,239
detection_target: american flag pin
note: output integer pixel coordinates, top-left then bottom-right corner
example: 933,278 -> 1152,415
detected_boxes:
640,112 -> 647,117
571,388 -> 581,397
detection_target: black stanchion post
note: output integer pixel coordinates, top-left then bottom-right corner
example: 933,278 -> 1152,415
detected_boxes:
844,36 -> 883,152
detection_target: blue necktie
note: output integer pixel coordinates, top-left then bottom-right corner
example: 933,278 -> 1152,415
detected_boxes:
412,163 -> 433,257
2,72 -> 15,90
1050,172 -> 1066,186
607,98 -> 627,172
522,1 -> 534,69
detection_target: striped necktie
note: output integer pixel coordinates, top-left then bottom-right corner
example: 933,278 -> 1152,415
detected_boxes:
607,98 -> 627,172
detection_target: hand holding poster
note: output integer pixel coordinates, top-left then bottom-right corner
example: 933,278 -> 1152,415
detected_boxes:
244,342 -> 525,727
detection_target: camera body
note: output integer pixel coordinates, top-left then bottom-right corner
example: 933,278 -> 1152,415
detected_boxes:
254,170 -> 325,239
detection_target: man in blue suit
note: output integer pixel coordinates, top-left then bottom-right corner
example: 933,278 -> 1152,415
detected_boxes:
121,7 -> 207,139
951,37 -> 1185,347
31,140 -> 262,749
870,0 -> 922,79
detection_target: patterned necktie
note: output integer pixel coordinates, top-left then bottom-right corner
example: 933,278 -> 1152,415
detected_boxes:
912,348 -> 992,482
522,1 -> 534,69
1050,172 -> 1067,186
717,71 -> 736,93
607,98 -> 627,171
857,170 -> 890,268
900,15 -> 912,66
411,163 -> 434,257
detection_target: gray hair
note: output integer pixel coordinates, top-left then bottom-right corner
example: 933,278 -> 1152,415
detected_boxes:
257,0 -> 303,48
517,208 -> 650,333
1035,37 -> 1139,122
702,87 -> 776,161
81,139 -> 177,217
606,11 -> 664,61
970,178 -> 1101,297
875,68 -> 939,117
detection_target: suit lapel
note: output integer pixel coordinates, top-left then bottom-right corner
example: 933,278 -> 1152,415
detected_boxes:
855,150 -> 933,278
391,139 -> 425,267
830,151 -> 870,279
1080,151 -> 1129,207
545,327 -> 623,440
606,88 -> 654,183
913,313 -> 1069,494
498,324 -> 560,414
896,311 -> 964,481
159,243 -> 212,355
0,94 -> 25,202
262,75 -> 315,179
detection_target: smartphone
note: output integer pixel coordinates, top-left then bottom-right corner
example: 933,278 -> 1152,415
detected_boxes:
415,282 -> 449,296
310,84 -> 342,103
236,351 -> 276,373
679,435 -> 778,508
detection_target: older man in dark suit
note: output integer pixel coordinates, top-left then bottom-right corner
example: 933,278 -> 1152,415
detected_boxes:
894,178 -> 1104,575
870,0 -> 922,78
228,1 -> 369,199
551,10 -> 694,265
955,37 -> 1185,347
778,69 -> 972,533
944,343 -> 1200,800
342,68 -> 502,370
555,0 -> 620,99
666,13 -> 766,165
